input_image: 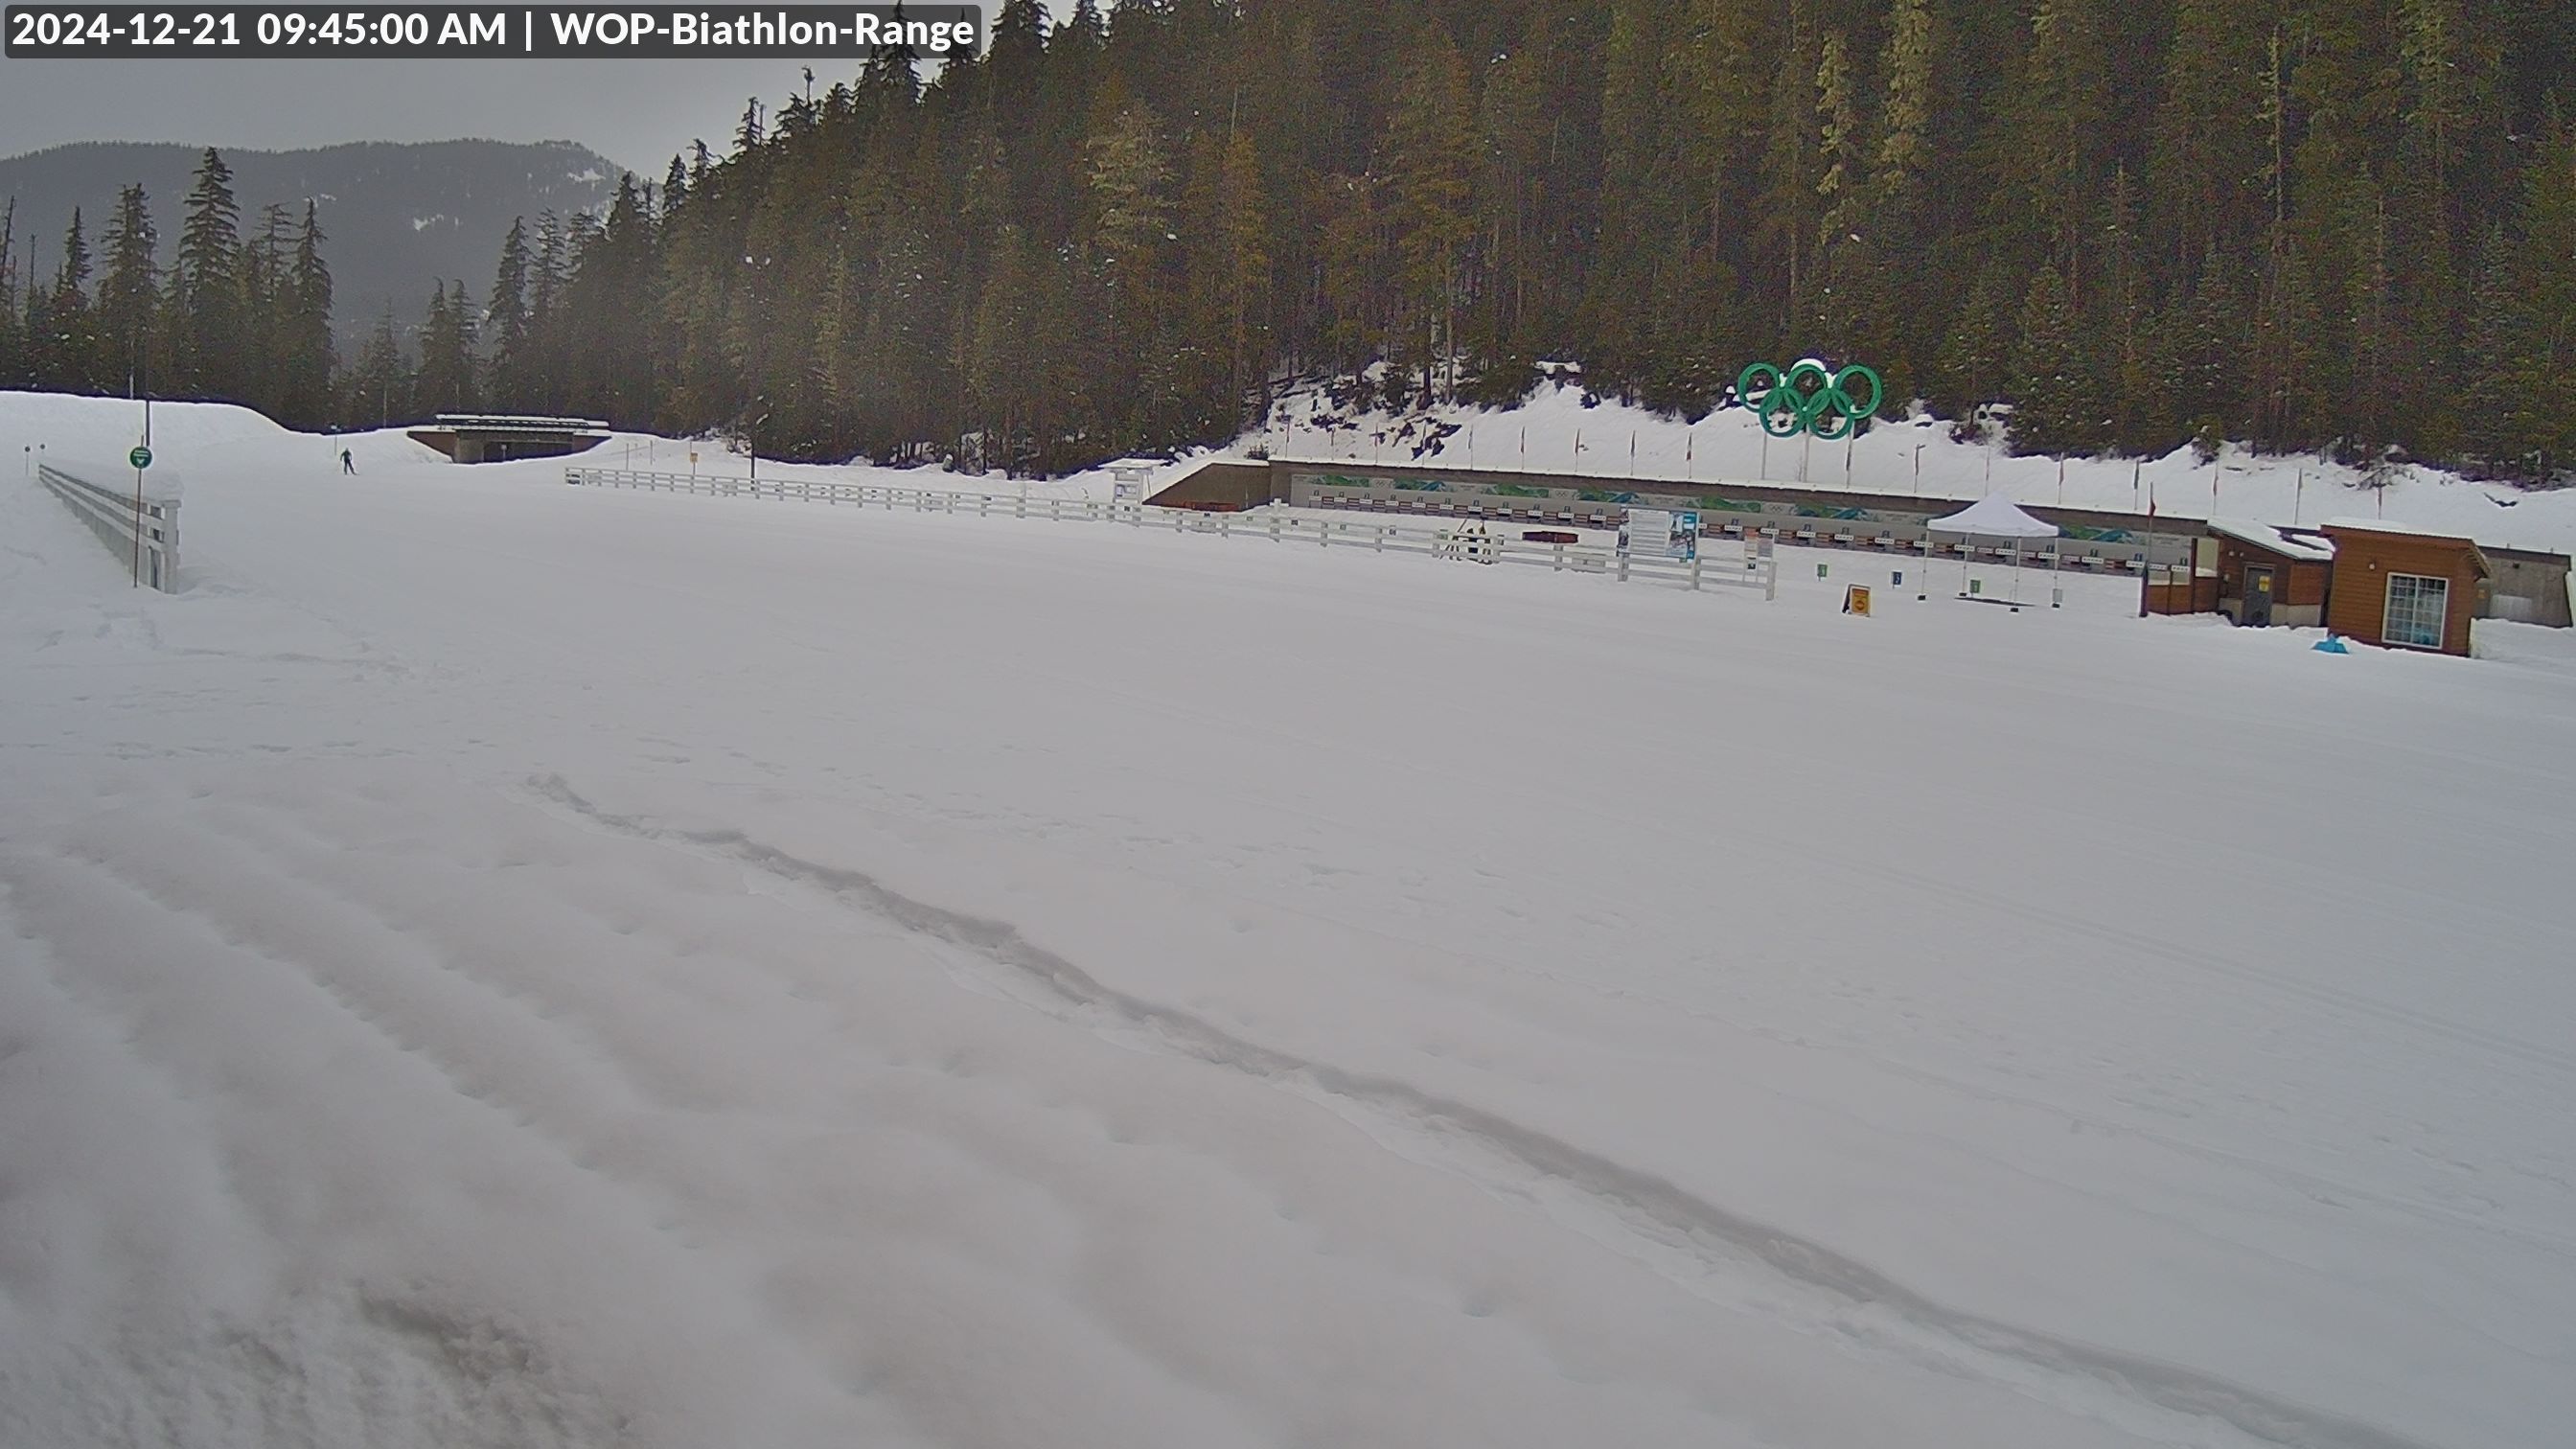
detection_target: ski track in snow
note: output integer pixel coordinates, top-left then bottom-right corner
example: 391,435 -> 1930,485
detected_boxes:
524,776 -> 2433,1449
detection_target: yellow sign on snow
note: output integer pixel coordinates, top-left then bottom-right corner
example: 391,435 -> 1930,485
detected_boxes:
1843,585 -> 1873,616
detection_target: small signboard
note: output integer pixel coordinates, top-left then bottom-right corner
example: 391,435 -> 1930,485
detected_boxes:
129,445 -> 152,470
1620,508 -> 1699,562
1108,459 -> 1157,504
1843,585 -> 1873,616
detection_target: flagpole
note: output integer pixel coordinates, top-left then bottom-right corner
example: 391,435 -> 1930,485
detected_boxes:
2140,485 -> 2156,619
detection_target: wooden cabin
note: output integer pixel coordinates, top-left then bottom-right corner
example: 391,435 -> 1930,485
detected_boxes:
2317,519 -> 2490,656
2206,519 -> 2334,629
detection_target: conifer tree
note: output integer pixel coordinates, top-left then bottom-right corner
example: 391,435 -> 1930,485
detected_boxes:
241,203 -> 293,413
1213,130 -> 1272,425
1993,0 -> 2109,299
1755,1 -> 1821,333
0,199 -> 19,389
1383,33 -> 1475,405
50,209 -> 97,392
1935,259 -> 2014,424
2005,263 -> 2102,454
282,201 -> 335,426
97,186 -> 158,392
486,216 -> 533,402
172,148 -> 242,397
2148,0 -> 2267,275
2496,114 -> 2575,478
2169,248 -> 2248,445
348,303 -> 407,427
1084,100 -> 1172,441
414,280 -> 476,415
527,211 -> 568,410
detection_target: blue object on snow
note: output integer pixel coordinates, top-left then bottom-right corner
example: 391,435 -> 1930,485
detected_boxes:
2313,635 -> 2348,654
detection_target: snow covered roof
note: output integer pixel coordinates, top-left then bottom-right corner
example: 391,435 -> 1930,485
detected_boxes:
2318,517 -> 2478,545
2320,517 -> 2492,575
2208,518 -> 2334,562
1926,493 -> 2058,540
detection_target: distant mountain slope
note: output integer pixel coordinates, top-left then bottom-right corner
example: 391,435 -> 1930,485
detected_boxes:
0,138 -> 624,342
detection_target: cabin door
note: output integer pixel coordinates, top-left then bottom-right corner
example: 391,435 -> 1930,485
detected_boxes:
2243,565 -> 2276,626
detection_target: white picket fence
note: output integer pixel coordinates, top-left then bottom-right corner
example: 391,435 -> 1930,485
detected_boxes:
39,462 -> 180,590
562,466 -> 1776,598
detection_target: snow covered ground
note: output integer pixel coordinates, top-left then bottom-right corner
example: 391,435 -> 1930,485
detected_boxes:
5,392 -> 2575,1449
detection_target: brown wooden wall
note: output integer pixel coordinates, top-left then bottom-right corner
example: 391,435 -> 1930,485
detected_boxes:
2214,539 -> 2331,607
2146,574 -> 2221,614
2321,531 -> 2485,656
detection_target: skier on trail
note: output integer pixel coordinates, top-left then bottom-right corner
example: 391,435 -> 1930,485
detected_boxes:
341,448 -> 355,475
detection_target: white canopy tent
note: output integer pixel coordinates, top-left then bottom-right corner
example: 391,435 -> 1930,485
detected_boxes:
1924,494 -> 2060,609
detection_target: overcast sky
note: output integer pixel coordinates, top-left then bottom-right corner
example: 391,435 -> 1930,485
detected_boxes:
0,55 -> 840,174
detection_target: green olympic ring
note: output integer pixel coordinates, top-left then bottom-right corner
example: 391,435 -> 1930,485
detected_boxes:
1736,360 -> 1883,440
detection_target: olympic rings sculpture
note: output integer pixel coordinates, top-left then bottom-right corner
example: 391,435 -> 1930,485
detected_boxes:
1736,360 -> 1883,440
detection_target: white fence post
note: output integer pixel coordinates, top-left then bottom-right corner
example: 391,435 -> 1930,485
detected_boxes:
550,466 -> 1786,605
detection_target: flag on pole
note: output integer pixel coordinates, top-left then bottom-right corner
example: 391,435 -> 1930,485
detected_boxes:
2141,491 -> 2158,617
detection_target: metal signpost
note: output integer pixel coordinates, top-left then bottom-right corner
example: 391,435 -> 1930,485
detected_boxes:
129,443 -> 153,587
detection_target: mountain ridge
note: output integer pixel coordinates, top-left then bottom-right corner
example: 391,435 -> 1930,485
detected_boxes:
0,137 -> 627,344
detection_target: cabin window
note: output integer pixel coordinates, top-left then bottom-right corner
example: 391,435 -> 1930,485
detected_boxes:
2383,573 -> 2449,649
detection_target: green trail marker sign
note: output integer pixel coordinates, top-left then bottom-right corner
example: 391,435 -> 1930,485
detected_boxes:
129,446 -> 152,470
